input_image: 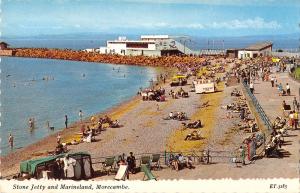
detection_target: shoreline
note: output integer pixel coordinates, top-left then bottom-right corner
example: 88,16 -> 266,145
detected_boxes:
0,94 -> 139,176
0,56 -> 173,156
0,63 -> 173,177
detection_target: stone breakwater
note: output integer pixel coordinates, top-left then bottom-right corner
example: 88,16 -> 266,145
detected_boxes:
13,48 -> 219,67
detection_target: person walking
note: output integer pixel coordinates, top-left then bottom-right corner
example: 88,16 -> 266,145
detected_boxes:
292,97 -> 298,112
278,83 -> 283,96
79,110 -> 83,122
288,111 -> 294,129
286,83 -> 290,96
126,152 -> 136,174
8,133 -> 14,149
270,76 -> 275,87
239,146 -> 245,165
249,82 -> 254,94
64,115 -> 68,129
293,111 -> 298,130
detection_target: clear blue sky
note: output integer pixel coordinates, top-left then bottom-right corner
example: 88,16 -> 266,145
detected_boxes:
2,0 -> 300,37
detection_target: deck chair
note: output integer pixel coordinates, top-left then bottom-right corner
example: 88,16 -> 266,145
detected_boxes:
151,154 -> 161,170
102,157 -> 115,175
140,155 -> 151,168
141,164 -> 157,181
114,165 -> 128,181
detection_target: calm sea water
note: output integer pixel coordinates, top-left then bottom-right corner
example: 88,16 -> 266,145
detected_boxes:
0,57 -> 157,155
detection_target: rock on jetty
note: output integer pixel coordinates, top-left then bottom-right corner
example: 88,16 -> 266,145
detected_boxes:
13,48 -> 222,67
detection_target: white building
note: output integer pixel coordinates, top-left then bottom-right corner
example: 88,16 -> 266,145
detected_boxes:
238,42 -> 273,59
99,35 -> 196,57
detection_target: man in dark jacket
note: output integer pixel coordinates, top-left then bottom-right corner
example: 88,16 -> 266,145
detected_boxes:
126,152 -> 136,174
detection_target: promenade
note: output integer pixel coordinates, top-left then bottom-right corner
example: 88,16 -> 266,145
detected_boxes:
252,71 -> 299,178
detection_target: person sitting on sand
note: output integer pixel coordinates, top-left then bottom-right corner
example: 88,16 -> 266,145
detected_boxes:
110,120 -> 120,128
84,131 -> 93,143
177,154 -> 186,168
169,154 -> 179,171
186,156 -> 194,169
57,133 -> 61,144
90,116 -> 96,123
104,115 -> 112,124
185,130 -> 201,140
178,112 -> 186,121
55,143 -> 64,155
97,119 -> 102,133
169,112 -> 174,119
80,124 -> 86,136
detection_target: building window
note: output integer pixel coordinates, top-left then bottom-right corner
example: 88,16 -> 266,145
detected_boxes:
126,42 -> 148,48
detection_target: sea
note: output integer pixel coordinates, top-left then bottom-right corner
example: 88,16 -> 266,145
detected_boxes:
0,57 -> 157,155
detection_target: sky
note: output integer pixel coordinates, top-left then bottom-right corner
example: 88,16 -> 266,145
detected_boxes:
2,0 -> 300,37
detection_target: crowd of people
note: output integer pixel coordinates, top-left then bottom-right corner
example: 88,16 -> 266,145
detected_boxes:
169,153 -> 194,171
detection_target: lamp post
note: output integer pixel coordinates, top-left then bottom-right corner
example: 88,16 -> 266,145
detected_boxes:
180,39 -> 191,55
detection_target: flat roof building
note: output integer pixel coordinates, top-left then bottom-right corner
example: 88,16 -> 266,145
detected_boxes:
99,35 -> 196,57
226,41 -> 273,59
244,42 -> 273,51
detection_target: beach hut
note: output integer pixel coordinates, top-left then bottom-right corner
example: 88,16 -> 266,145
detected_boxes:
20,152 -> 93,180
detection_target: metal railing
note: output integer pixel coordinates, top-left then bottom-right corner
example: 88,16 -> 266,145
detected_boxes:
91,149 -> 244,168
242,82 -> 273,132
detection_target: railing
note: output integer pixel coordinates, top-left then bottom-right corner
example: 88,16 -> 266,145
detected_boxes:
242,82 -> 273,132
199,49 -> 226,56
91,149 -> 244,169
174,40 -> 195,55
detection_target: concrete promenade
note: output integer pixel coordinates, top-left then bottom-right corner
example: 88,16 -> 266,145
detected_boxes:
252,71 -> 299,178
